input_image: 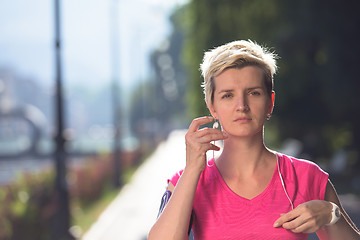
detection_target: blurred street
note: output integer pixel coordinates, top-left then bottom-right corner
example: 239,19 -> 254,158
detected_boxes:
82,130 -> 187,240
82,130 -> 360,240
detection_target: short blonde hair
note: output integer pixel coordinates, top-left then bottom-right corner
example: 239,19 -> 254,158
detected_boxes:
200,40 -> 278,105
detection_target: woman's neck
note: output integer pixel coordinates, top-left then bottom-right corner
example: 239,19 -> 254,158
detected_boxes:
216,133 -> 275,179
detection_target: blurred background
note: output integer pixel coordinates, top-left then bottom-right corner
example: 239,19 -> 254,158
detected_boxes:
0,0 -> 359,239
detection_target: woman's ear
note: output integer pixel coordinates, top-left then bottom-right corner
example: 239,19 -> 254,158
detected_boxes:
207,101 -> 217,119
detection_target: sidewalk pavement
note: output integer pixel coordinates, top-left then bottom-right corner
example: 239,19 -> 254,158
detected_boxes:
82,130 -> 360,240
82,130 -> 188,240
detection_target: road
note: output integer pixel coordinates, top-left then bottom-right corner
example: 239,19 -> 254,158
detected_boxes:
82,130 -> 187,240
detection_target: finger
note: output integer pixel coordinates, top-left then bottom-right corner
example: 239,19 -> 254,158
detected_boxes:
196,128 -> 228,142
285,218 -> 317,234
284,212 -> 323,234
273,210 -> 300,228
289,223 -> 313,234
295,222 -> 319,234
281,215 -> 305,231
188,116 -> 214,132
209,143 -> 221,151
195,128 -> 228,141
191,143 -> 220,154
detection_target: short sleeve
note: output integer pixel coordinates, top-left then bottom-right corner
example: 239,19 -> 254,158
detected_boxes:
292,157 -> 329,201
167,169 -> 184,187
278,153 -> 329,204
306,160 -> 329,200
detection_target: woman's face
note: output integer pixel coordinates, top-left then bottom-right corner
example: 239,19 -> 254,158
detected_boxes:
209,66 -> 274,138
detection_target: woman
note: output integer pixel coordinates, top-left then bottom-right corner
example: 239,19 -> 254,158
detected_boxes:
148,40 -> 360,239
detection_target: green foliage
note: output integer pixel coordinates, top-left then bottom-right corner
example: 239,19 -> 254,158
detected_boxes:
70,151 -> 141,236
71,187 -> 119,236
0,171 -> 56,240
0,151 -> 141,240
70,154 -> 115,207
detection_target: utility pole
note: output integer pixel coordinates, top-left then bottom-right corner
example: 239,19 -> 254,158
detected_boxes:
110,0 -> 122,188
53,0 -> 73,239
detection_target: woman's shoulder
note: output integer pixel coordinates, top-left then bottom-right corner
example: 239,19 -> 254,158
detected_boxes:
276,152 -> 329,201
167,159 -> 217,188
277,151 -> 327,174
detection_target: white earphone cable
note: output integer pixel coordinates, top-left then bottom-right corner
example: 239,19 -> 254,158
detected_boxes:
277,155 -> 294,210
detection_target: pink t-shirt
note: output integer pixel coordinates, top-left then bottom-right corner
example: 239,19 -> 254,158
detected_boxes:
168,152 -> 329,240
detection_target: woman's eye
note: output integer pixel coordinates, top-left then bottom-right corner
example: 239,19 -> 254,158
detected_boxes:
249,91 -> 260,96
222,93 -> 232,99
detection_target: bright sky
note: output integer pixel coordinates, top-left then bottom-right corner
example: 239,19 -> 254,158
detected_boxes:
0,0 -> 187,89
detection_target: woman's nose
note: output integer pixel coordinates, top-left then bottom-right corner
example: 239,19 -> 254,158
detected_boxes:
236,95 -> 249,112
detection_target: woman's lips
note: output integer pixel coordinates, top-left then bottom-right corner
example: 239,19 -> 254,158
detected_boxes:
234,117 -> 251,123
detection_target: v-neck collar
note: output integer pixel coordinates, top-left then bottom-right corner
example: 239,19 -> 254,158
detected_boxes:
211,153 -> 280,203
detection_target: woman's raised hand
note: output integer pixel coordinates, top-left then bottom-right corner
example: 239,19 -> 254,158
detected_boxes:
185,116 -> 228,172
